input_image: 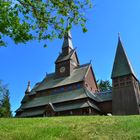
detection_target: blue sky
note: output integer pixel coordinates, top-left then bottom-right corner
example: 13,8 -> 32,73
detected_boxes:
0,0 -> 140,115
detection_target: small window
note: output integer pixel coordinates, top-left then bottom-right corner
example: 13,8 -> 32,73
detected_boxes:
72,85 -> 76,89
120,78 -> 124,82
53,89 -> 58,93
64,87 -> 67,91
77,84 -> 81,88
114,79 -> 118,83
60,87 -> 64,92
126,77 -> 131,80
68,85 -> 73,90
120,82 -> 125,86
114,84 -> 119,88
126,81 -> 131,85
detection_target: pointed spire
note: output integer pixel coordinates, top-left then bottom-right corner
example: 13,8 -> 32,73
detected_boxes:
25,81 -> 31,94
62,29 -> 73,49
111,34 -> 136,78
62,21 -> 73,49
118,32 -> 121,39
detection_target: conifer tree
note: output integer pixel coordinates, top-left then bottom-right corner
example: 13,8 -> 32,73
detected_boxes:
97,80 -> 112,92
0,81 -> 12,118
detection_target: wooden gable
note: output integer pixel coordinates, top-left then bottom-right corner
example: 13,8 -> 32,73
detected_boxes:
84,65 -> 98,93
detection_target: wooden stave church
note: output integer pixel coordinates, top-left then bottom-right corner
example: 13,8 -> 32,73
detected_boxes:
15,31 -> 140,117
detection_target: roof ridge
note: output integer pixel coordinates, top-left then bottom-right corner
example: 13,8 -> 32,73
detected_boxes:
49,103 -> 55,111
46,72 -> 55,77
83,63 -> 91,80
69,49 -> 76,58
78,63 -> 91,68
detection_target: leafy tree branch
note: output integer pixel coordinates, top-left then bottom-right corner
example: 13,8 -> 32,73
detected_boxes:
0,0 -> 92,47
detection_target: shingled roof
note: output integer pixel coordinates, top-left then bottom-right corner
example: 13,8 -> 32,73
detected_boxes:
51,100 -> 101,112
19,109 -> 45,117
21,88 -> 87,109
19,87 -> 112,111
55,49 -> 76,63
28,64 -> 90,93
111,36 -> 136,78
19,100 -> 101,117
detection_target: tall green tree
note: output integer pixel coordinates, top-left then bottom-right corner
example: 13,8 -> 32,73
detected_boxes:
0,81 -> 12,118
97,80 -> 112,92
0,0 -> 92,47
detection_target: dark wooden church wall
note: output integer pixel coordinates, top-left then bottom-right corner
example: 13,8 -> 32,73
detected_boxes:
56,107 -> 99,116
112,75 -> 140,115
84,68 -> 98,93
98,101 -> 112,114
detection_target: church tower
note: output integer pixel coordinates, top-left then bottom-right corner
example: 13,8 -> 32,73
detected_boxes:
55,30 -> 79,78
111,36 -> 140,115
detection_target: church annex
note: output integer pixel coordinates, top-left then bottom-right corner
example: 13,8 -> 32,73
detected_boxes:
15,31 -> 140,117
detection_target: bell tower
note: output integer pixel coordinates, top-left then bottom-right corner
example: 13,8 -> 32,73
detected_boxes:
111,35 -> 140,115
55,30 -> 79,78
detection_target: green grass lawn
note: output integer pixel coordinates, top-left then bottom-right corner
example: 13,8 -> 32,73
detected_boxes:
0,116 -> 140,140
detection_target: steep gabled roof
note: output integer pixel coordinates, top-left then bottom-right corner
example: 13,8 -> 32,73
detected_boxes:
84,64 -> 98,90
28,64 -> 90,93
55,49 -> 75,63
111,36 -> 136,78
